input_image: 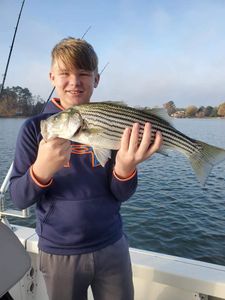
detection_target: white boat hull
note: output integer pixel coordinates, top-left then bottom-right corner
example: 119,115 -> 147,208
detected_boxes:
8,225 -> 225,300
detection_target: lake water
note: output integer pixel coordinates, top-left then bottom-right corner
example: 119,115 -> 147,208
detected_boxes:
0,117 -> 225,265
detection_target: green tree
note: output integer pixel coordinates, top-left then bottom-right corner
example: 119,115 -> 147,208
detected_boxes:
163,100 -> 176,115
204,106 -> 214,117
196,106 -> 205,118
210,107 -> 218,117
31,95 -> 45,115
11,86 -> 33,115
0,88 -> 18,116
0,85 -> 38,116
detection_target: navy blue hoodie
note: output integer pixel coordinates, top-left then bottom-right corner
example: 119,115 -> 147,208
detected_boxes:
9,99 -> 137,255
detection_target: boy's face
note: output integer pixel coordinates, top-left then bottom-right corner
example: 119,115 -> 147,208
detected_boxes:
49,60 -> 100,109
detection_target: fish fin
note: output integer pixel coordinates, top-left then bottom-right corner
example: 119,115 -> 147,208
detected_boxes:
189,140 -> 225,185
157,148 -> 169,156
157,144 -> 175,156
100,100 -> 128,106
93,148 -> 111,167
148,108 -> 173,125
84,127 -> 103,135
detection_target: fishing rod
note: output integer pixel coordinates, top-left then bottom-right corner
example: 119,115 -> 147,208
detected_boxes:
99,62 -> 109,75
0,0 -> 29,223
0,0 -> 26,95
81,26 -> 92,39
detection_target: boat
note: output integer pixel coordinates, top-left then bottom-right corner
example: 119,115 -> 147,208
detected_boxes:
1,166 -> 225,300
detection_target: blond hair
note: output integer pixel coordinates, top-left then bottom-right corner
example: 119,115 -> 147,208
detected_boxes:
51,37 -> 98,72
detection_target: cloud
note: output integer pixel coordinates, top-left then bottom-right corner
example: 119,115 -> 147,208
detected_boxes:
94,40 -> 225,108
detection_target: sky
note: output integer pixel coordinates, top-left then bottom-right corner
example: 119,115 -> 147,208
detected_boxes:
1,0 -> 225,108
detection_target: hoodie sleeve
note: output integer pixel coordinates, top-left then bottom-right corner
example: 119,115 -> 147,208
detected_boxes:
9,117 -> 52,210
110,168 -> 138,202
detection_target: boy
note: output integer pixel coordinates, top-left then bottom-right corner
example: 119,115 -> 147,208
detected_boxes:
9,37 -> 162,300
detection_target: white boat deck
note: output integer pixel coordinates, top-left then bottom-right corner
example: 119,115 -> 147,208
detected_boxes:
7,225 -> 225,300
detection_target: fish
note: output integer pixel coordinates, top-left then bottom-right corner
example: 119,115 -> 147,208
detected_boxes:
40,102 -> 225,185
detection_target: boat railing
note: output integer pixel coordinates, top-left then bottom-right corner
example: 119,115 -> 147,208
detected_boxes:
0,162 -> 30,223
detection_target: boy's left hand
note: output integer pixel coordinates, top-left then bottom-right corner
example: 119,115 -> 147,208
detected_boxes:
114,123 -> 163,179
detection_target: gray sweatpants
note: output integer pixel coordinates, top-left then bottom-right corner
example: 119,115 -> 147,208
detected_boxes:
39,235 -> 134,300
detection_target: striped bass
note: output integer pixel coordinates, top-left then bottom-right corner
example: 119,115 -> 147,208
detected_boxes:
41,102 -> 225,185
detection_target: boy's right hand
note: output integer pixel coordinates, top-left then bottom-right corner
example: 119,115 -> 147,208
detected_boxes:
32,138 -> 71,184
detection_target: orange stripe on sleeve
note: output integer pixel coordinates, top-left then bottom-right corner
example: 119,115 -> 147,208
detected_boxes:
30,165 -> 53,188
113,169 -> 137,182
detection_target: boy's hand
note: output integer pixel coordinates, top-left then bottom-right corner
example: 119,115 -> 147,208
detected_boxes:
114,123 -> 162,179
32,138 -> 71,184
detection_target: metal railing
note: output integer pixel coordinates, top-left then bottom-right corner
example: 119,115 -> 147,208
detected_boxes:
0,162 -> 30,221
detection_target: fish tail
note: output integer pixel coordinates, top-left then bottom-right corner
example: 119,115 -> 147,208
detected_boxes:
189,140 -> 225,185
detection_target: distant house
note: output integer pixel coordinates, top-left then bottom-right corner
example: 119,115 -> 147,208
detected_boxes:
171,111 -> 186,118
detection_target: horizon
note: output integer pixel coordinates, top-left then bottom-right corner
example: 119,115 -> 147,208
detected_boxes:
1,0 -> 225,108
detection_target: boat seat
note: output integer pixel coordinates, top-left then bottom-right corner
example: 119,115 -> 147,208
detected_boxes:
0,221 -> 31,298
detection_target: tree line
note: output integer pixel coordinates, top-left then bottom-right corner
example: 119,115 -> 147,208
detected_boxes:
163,101 -> 225,118
0,85 -> 45,117
1,85 -> 225,118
